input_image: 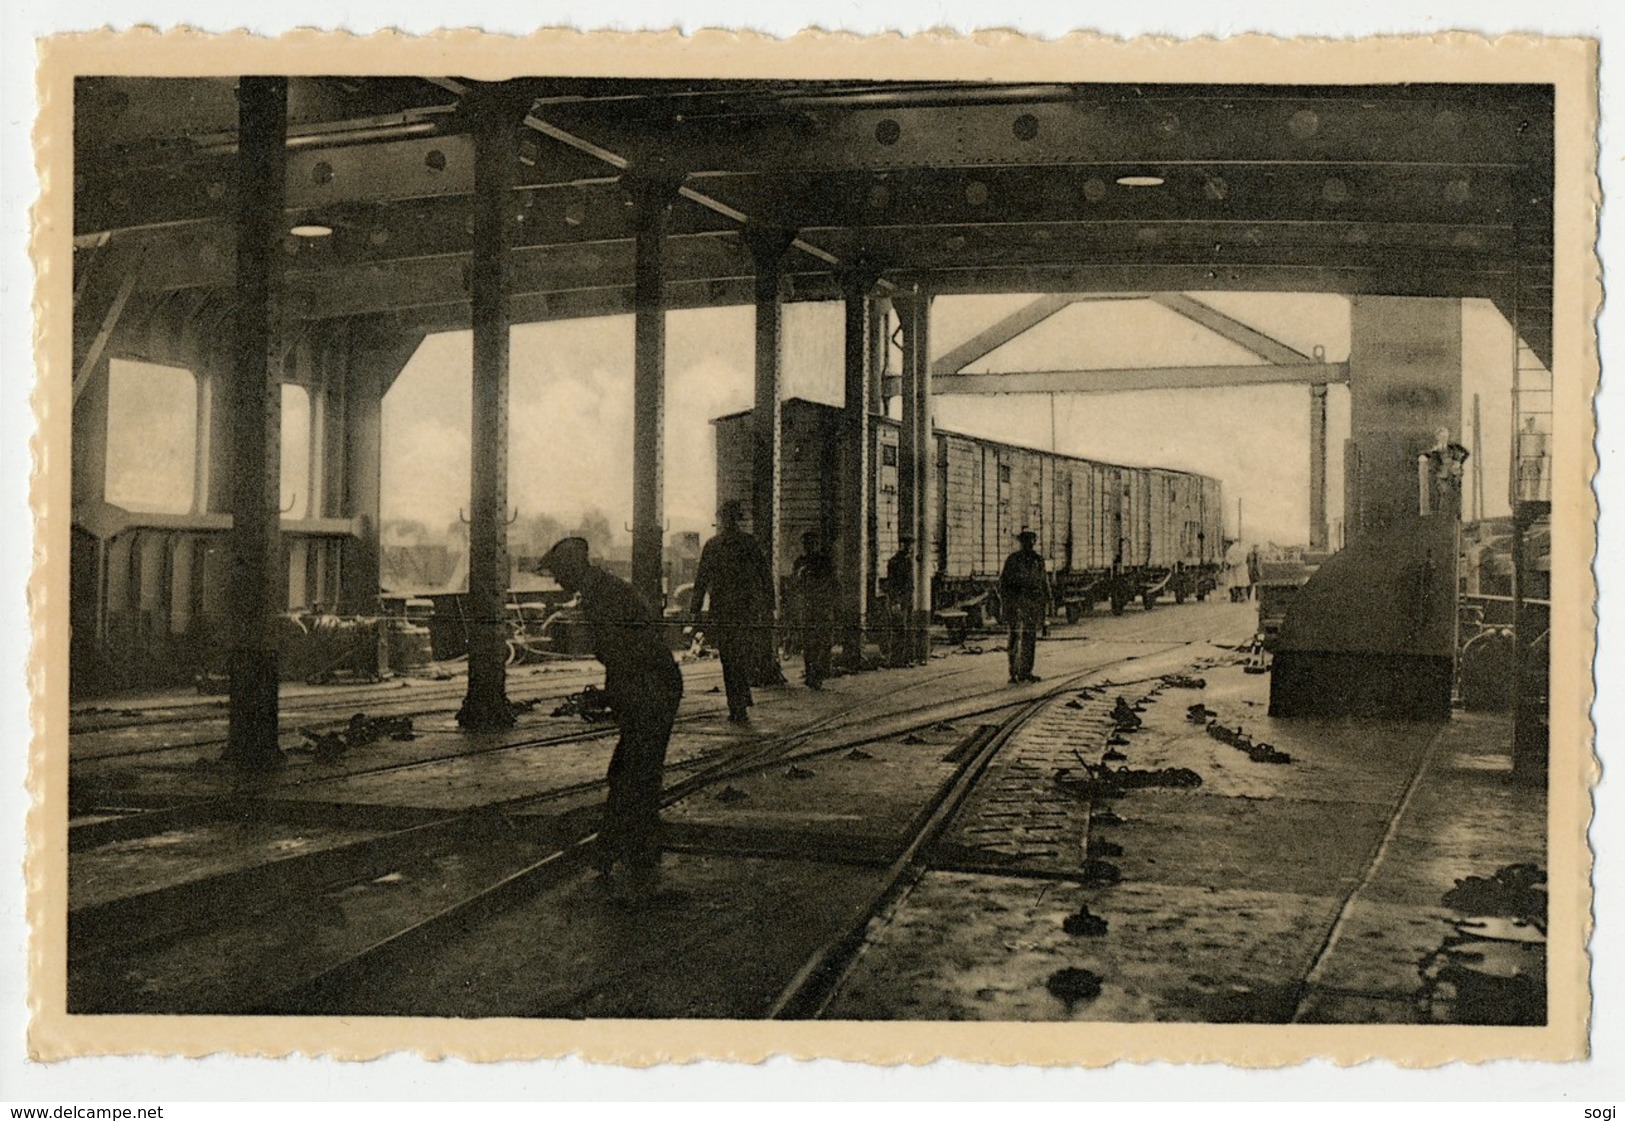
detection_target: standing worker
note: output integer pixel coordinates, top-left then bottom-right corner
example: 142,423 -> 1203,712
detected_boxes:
690,500 -> 774,723
999,528 -> 1052,684
792,530 -> 837,689
540,536 -> 683,902
881,535 -> 916,667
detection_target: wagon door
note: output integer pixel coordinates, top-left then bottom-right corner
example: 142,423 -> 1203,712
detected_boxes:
941,434 -> 979,579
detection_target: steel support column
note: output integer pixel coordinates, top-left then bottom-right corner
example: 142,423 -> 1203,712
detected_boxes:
458,96 -> 521,730
839,274 -> 878,668
744,225 -> 795,609
222,77 -> 287,766
896,287 -> 933,661
627,174 -> 680,610
1309,383 -> 1329,552
867,296 -> 890,418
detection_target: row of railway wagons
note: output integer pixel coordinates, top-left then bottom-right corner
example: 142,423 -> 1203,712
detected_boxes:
716,398 -> 1226,622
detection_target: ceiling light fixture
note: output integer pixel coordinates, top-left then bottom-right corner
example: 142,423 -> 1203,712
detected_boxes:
290,223 -> 333,238
1115,175 -> 1165,188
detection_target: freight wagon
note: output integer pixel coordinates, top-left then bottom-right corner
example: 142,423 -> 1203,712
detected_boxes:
715,398 -> 1225,626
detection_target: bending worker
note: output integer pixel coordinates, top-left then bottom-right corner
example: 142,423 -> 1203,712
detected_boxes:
541,536 -> 682,901
690,499 -> 774,723
999,527 -> 1052,684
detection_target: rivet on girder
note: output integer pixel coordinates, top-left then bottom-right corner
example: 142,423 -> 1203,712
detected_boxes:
1445,179 -> 1472,204
1082,178 -> 1107,202
965,181 -> 990,206
206,180 -> 227,201
1322,178 -> 1350,205
425,149 -> 448,173
1012,113 -> 1039,141
874,118 -> 902,146
1288,109 -> 1321,139
310,161 -> 334,186
867,184 -> 892,209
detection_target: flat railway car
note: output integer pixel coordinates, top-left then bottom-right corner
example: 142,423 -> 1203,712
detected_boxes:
715,398 -> 1225,625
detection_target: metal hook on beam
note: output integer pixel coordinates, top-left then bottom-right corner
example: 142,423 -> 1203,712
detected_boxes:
281,492 -> 298,515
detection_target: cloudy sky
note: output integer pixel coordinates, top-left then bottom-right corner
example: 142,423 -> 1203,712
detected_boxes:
97,292 -> 1520,550
378,293 -> 1519,549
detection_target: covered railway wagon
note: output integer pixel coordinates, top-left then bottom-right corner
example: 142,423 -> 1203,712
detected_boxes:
715,399 -> 1224,625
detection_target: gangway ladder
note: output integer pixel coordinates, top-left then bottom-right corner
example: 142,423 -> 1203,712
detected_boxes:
1509,314 -> 1552,785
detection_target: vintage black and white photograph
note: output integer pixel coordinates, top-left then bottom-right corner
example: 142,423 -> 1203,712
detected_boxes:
33,32 -> 1596,1062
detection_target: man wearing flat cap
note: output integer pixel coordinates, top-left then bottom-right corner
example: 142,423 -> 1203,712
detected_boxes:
999,527 -> 1052,684
541,535 -> 683,899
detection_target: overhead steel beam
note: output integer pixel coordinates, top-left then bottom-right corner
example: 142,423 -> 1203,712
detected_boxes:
811,218 -> 1522,268
1149,293 -> 1312,365
72,242 -> 146,403
705,163 -> 1530,235
281,231 -> 753,320
915,261 -> 1516,302
540,90 -> 1550,176
922,361 -> 1350,396
279,234 -> 1513,322
123,180 -> 730,294
932,294 -> 1078,376
374,272 -> 848,336
523,113 -> 856,279
77,128 -> 612,238
121,207 -> 1530,300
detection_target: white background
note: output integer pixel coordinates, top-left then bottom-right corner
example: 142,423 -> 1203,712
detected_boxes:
2,0 -> 1619,1105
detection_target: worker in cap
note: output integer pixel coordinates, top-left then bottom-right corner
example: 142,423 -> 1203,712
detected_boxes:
999,527 -> 1052,684
541,535 -> 683,901
689,500 -> 775,722
881,533 -> 917,667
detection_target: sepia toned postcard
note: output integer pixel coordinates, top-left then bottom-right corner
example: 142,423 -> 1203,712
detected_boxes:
26,28 -> 1599,1067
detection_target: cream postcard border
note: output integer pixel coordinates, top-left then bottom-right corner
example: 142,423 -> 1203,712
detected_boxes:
27,28 -> 1600,1065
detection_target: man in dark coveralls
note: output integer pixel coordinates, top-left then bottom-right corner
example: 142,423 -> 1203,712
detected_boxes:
792,530 -> 837,689
541,536 -> 683,898
881,535 -> 916,667
690,500 -> 774,722
999,528 -> 1052,684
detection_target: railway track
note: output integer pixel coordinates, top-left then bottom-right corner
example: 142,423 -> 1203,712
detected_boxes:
67,653 -> 999,852
67,642 -> 1196,1016
67,662 -> 648,760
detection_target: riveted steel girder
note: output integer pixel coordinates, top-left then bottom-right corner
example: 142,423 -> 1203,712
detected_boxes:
704,163 -> 1538,237
122,180 -> 738,292
77,128 -> 614,236
537,86 -> 1551,175
281,229 -> 753,319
